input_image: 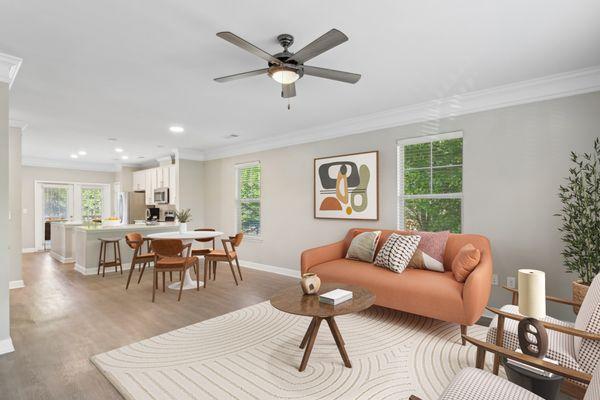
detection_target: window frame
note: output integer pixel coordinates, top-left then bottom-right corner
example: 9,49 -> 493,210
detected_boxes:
235,161 -> 262,239
397,131 -> 464,232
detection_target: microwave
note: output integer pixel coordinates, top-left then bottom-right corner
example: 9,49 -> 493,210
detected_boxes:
153,187 -> 169,204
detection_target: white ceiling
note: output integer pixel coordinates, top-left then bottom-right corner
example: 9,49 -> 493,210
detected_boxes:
1,0 -> 600,169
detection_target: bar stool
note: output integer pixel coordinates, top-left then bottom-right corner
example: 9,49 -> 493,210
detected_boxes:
97,238 -> 123,277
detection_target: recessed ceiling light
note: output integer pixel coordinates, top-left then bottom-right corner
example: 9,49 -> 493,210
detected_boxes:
108,138 -> 117,142
157,144 -> 165,148
70,154 -> 78,159
137,156 -> 145,159
169,126 -> 184,134
78,150 -> 87,155
115,147 -> 124,153
121,155 -> 129,160
225,134 -> 240,139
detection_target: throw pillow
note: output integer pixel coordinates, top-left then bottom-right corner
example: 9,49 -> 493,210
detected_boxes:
407,230 -> 450,272
374,233 -> 421,273
451,244 -> 481,282
346,231 -> 381,262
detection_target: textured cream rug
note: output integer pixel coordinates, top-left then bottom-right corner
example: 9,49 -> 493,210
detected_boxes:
92,302 -> 496,400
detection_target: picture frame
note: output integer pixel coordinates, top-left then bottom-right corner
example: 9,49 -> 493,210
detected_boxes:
314,150 -> 379,220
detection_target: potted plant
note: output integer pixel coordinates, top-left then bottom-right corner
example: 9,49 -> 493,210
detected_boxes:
556,138 -> 600,313
175,208 -> 192,233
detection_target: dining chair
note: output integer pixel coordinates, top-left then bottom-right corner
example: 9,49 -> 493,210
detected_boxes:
124,233 -> 154,290
150,239 -> 199,302
191,228 -> 216,278
203,233 -> 244,288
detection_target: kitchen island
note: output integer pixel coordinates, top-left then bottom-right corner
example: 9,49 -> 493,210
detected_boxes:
73,223 -> 180,275
50,221 -> 83,263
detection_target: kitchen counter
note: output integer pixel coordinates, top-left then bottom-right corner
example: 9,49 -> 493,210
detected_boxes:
73,222 -> 180,275
49,221 -> 84,263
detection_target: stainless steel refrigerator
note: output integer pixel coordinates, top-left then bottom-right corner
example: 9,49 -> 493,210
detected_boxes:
117,192 -> 146,224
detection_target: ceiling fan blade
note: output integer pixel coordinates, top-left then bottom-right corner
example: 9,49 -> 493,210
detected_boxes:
302,65 -> 361,84
288,29 -> 348,63
216,32 -> 281,64
214,68 -> 268,83
281,83 -> 296,98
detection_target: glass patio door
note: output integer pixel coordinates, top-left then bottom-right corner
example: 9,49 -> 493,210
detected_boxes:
42,184 -> 74,221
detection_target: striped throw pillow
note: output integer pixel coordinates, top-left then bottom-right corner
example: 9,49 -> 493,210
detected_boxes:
374,233 -> 421,273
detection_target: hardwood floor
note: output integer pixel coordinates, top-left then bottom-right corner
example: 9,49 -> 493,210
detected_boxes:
0,252 -> 298,400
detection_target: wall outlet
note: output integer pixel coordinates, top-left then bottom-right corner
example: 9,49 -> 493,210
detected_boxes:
492,274 -> 499,286
507,276 -> 516,289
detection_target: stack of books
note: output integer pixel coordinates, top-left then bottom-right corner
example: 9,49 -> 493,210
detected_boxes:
319,289 -> 353,305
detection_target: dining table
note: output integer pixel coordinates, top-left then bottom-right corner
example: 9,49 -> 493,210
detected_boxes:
146,230 -> 223,290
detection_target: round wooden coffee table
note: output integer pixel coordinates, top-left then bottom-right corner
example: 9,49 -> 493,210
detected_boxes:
270,282 -> 375,372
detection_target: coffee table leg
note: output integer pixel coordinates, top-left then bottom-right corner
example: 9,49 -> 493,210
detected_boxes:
300,317 -> 316,349
326,317 -> 351,368
299,317 -> 321,372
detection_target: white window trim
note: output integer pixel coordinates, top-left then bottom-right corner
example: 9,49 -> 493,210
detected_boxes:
235,161 -> 262,239
396,131 -> 463,231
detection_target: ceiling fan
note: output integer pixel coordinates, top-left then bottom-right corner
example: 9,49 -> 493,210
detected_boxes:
214,29 -> 361,100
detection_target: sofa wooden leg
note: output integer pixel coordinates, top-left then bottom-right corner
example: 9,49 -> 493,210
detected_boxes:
460,325 -> 467,346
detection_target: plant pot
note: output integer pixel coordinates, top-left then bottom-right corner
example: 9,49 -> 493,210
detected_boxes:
179,223 -> 188,233
300,273 -> 321,295
572,280 -> 589,314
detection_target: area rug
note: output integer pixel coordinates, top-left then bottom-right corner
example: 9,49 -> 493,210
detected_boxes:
92,302 -> 497,400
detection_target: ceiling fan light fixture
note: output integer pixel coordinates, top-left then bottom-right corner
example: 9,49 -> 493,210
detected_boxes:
268,65 -> 299,85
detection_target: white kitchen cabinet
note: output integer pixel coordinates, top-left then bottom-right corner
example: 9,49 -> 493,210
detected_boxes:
144,169 -> 154,205
132,170 -> 146,191
168,165 -> 177,205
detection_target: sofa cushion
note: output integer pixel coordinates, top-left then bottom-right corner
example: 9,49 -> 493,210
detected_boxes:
346,230 -> 381,262
407,230 -> 449,272
451,244 -> 481,283
310,258 -> 467,323
373,233 -> 420,273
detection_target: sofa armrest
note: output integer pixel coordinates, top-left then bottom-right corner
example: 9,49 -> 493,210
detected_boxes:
301,240 -> 346,274
462,251 -> 493,325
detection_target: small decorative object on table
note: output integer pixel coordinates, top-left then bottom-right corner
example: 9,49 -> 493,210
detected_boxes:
175,208 -> 192,233
517,269 -> 548,358
300,272 -> 321,295
319,288 -> 353,305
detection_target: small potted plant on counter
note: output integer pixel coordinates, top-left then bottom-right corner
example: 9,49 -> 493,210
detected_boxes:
556,138 -> 600,313
175,209 -> 192,233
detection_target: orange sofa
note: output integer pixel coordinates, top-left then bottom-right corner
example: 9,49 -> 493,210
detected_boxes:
301,228 -> 493,335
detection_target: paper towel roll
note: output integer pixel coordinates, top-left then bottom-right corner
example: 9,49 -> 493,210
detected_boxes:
518,269 -> 546,319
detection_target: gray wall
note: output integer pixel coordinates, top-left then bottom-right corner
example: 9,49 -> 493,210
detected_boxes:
21,166 -> 116,249
9,127 -> 22,283
0,81 -> 10,345
177,159 -> 205,230
203,91 -> 600,321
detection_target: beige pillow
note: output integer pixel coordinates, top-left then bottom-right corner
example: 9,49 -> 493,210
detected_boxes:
346,231 -> 381,262
451,244 -> 481,282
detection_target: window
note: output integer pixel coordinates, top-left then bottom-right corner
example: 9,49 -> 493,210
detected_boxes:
42,184 -> 72,220
397,131 -> 463,233
236,162 -> 261,236
81,186 -> 105,220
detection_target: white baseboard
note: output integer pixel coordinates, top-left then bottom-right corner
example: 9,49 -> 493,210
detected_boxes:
9,280 -> 25,289
21,248 -> 37,253
0,338 -> 14,355
75,262 -> 132,276
49,251 -> 74,264
240,260 -> 300,278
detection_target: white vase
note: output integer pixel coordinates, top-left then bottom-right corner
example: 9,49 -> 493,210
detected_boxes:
179,223 -> 187,233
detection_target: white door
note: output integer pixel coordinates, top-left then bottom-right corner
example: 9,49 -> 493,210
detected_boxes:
38,183 -> 74,249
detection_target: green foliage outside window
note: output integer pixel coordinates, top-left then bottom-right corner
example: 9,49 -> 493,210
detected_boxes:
401,137 -> 463,233
238,165 -> 261,236
82,187 -> 103,220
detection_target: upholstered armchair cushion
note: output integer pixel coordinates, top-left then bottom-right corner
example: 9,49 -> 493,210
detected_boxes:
439,368 -> 542,400
486,305 -> 580,372
574,274 -> 600,373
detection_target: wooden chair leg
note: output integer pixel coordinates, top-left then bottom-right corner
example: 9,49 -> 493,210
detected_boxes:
169,271 -> 172,282
178,268 -> 185,301
235,257 -> 242,281
125,257 -> 136,290
113,242 -> 118,273
461,325 -> 467,346
476,346 -> 486,369
97,241 -> 103,275
196,261 -> 200,291
116,242 -> 123,274
493,315 -> 505,375
102,241 -> 108,277
137,262 -> 147,284
152,270 -> 156,302
228,259 -> 238,286
213,262 -> 217,280
203,258 -> 209,288
162,271 -> 166,292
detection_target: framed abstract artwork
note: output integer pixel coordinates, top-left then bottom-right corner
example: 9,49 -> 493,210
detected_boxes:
314,151 -> 379,220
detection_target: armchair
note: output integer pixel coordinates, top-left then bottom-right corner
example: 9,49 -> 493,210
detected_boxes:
486,274 -> 600,398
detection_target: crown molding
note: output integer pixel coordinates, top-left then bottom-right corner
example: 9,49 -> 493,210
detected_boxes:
9,119 -> 28,131
201,65 -> 600,160
22,156 -> 119,172
176,148 -> 205,161
0,52 -> 22,89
